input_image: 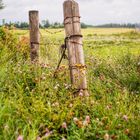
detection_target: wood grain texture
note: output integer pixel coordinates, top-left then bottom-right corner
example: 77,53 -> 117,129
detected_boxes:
63,0 -> 87,92
29,10 -> 39,62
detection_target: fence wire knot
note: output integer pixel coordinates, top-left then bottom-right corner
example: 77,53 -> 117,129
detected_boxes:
54,34 -> 83,78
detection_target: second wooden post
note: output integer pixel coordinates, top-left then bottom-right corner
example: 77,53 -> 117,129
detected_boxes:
63,0 -> 87,93
29,10 -> 40,62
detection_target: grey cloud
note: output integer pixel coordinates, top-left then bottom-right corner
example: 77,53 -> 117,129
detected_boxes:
0,0 -> 140,24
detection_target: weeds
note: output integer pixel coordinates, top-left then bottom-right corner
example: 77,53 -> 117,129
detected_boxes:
0,27 -> 140,140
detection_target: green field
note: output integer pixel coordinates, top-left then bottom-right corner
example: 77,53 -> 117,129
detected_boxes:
0,27 -> 140,140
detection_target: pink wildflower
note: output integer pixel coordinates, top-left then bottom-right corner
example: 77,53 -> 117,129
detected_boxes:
17,135 -> 23,140
45,132 -> 50,137
37,136 -> 41,140
83,116 -> 90,126
123,115 -> 128,121
79,90 -> 83,96
62,122 -> 67,129
85,116 -> 90,124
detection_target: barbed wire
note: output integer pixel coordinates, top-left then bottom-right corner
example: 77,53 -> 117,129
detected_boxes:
39,30 -> 67,68
42,28 -> 64,35
19,29 -> 85,74
39,30 -> 63,46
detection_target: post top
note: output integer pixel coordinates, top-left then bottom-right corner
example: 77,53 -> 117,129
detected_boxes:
63,0 -> 78,4
64,0 -> 76,1
29,10 -> 39,13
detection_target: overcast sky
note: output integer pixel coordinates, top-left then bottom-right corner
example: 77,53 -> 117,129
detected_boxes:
0,0 -> 140,25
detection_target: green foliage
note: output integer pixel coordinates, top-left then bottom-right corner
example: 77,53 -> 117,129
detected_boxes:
0,28 -> 140,140
0,27 -> 18,49
0,0 -> 4,9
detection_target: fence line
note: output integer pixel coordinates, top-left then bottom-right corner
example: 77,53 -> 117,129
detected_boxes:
28,0 -> 88,94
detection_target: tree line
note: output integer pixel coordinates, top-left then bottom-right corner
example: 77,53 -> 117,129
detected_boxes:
0,19 -> 91,29
0,19 -> 139,29
0,0 -> 4,9
95,23 -> 139,28
0,19 -> 64,29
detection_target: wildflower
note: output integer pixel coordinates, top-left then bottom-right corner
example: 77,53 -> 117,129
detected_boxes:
104,133 -> 110,140
124,129 -> 130,135
62,137 -> 66,140
69,103 -> 73,108
41,63 -> 48,68
99,121 -> 103,126
83,120 -> 88,126
123,115 -> 128,121
45,128 -> 49,133
99,74 -> 105,81
44,131 -> 52,138
106,105 -> 112,110
37,136 -> 41,140
73,117 -> 78,123
52,102 -> 59,107
85,116 -> 90,124
41,76 -> 46,80
25,87 -> 29,90
34,78 -> 39,83
17,135 -> 23,140
54,84 -> 60,89
79,90 -> 83,96
96,118 -> 99,122
64,84 -> 71,89
45,132 -> 50,137
42,128 -> 52,138
62,122 -> 67,129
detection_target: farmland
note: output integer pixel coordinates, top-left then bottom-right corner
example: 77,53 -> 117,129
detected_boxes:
0,27 -> 140,140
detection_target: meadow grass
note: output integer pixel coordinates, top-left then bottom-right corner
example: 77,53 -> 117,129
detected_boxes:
0,27 -> 140,140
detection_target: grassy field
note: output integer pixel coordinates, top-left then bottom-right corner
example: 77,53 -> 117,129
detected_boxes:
0,27 -> 140,140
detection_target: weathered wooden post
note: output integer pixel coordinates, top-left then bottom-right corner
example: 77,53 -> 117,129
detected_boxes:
63,0 -> 88,94
29,10 -> 39,62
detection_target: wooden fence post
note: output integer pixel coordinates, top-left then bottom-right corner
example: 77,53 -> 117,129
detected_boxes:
63,0 -> 88,94
29,10 -> 39,62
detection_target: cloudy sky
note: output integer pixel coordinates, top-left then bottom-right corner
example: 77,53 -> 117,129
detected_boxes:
0,0 -> 140,25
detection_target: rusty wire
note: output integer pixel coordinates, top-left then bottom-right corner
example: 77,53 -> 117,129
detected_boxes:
42,28 -> 64,34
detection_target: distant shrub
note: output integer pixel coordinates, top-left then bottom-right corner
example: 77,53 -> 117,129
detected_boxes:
0,27 -> 18,50
0,27 -> 6,40
0,27 -> 30,61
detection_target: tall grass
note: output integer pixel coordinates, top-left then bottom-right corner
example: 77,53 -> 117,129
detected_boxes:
0,27 -> 140,140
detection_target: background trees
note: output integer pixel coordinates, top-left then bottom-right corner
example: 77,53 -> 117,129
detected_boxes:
0,0 -> 4,9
